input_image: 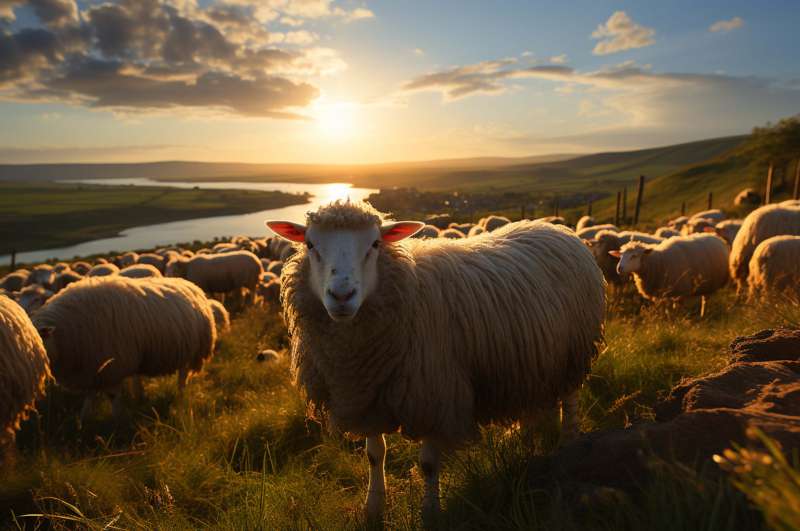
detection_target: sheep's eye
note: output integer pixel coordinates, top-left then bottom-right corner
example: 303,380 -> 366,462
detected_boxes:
371,240 -> 380,249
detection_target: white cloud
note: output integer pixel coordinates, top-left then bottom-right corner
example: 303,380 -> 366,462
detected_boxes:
710,17 -> 744,33
591,11 -> 655,55
521,51 -> 534,58
280,16 -> 304,26
550,54 -> 568,64
413,48 -> 424,56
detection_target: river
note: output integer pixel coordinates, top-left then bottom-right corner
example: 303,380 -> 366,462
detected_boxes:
1,178 -> 377,265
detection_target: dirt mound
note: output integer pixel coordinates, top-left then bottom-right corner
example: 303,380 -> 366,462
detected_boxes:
549,328 -> 800,491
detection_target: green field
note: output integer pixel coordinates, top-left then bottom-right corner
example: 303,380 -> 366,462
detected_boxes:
0,181 -> 308,254
2,290 -> 798,529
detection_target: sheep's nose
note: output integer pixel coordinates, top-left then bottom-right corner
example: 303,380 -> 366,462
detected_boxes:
327,287 -> 356,303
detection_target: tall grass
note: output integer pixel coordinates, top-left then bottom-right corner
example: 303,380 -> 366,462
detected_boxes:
2,290 -> 797,529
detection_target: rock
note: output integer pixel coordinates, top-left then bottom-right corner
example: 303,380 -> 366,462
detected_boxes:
729,328 -> 800,363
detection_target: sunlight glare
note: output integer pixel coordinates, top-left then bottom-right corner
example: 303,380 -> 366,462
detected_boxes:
315,102 -> 359,141
320,183 -> 354,203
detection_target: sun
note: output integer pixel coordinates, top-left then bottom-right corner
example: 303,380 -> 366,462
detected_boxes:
315,102 -> 359,141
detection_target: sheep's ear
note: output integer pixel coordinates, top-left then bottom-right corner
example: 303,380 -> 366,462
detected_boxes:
37,326 -> 55,340
608,250 -> 621,258
381,222 -> 425,242
266,221 -> 306,243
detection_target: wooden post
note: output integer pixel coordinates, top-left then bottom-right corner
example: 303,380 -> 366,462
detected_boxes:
633,175 -> 645,226
794,159 -> 800,200
10,250 -> 16,270
622,187 -> 628,224
681,201 -> 686,216
765,163 -> 774,204
615,191 -> 621,226
707,191 -> 713,210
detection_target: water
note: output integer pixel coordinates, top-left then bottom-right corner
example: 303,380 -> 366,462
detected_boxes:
1,179 -> 377,265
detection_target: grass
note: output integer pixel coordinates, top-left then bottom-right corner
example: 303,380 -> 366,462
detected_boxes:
2,288 -> 798,529
0,181 -> 308,254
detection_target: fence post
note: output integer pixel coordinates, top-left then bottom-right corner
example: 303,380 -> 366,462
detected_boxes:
10,249 -> 16,270
633,175 -> 645,226
794,159 -> 800,200
707,191 -> 713,210
615,191 -> 621,226
765,163 -> 774,204
622,187 -> 628,224
681,201 -> 686,216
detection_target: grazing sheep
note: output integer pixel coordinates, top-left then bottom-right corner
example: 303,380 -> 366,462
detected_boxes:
116,252 -> 139,268
576,215 -> 596,232
0,271 -> 28,293
481,215 -> 511,232
536,216 -> 567,225
257,279 -> 281,305
714,219 -> 743,246
25,265 -> 54,288
268,200 -> 605,522
734,188 -> 761,207
119,264 -> 162,279
586,230 -> 663,286
166,251 -> 263,304
70,261 -> 92,275
782,199 -> 800,207
95,258 -> 109,264
213,242 -> 238,253
448,223 -> 474,236
17,285 -> 53,314
267,260 -> 283,277
0,296 -> 51,446
612,233 -> 729,315
52,262 -> 70,274
577,224 -> 619,240
690,209 -> 725,223
467,225 -> 485,237
667,216 -> 689,231
747,235 -> 800,300
425,214 -> 452,230
32,277 -> 216,419
207,298 -> 230,333
681,217 -> 715,235
655,227 -> 680,239
87,263 -> 119,277
136,253 -> 166,273
412,225 -> 440,239
51,271 -> 82,293
439,228 -> 465,239
729,203 -> 800,292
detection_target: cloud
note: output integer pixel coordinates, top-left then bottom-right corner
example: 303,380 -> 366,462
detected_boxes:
710,16 -> 744,33
0,0 -> 361,118
591,11 -> 655,55
550,54 -> 567,64
413,47 -> 424,56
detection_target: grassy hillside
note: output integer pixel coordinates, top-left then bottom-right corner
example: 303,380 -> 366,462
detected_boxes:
0,181 -> 308,253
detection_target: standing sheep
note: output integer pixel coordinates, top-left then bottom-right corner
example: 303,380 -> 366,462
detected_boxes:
729,203 -> 800,292
612,233 -> 729,315
577,224 -> 619,240
439,228 -> 465,239
166,250 -> 263,305
734,188 -> 761,207
467,225 -> 485,237
51,270 -> 83,293
207,299 -> 231,333
713,219 -> 743,247
747,235 -> 800,300
70,261 -> 92,275
0,296 -> 51,448
0,270 -> 28,293
267,200 -> 605,523
654,227 -> 680,239
585,230 -> 662,286
136,253 -> 166,273
690,209 -> 726,223
576,215 -> 596,232
667,216 -> 689,231
412,225 -> 440,239
87,263 -> 119,277
119,264 -> 162,278
25,265 -> 55,288
481,215 -> 511,232
681,217 -> 715,235
31,277 -> 216,420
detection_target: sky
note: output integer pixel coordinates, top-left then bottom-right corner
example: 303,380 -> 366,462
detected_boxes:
0,0 -> 799,164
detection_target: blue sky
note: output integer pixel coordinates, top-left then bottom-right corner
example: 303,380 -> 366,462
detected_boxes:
0,0 -> 798,163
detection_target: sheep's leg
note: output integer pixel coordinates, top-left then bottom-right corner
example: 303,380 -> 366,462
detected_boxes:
560,391 -> 580,443
364,434 -> 386,522
420,439 -> 442,527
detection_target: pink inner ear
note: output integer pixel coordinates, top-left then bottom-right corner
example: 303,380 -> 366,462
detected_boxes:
268,222 -> 306,243
382,223 -> 421,242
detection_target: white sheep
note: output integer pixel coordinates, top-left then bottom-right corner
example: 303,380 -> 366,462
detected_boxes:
577,223 -> 619,240
207,298 -> 230,333
612,233 -> 729,315
17,285 -> 53,314
654,227 -> 680,239
87,263 -> 120,277
119,264 -> 163,278
680,217 -> 715,235
0,296 -> 51,446
734,188 -> 760,207
667,215 -> 689,231
32,277 -> 216,420
166,250 -> 263,305
747,235 -> 800,300
267,200 -> 605,523
729,203 -> 800,292
25,265 -> 54,288
481,215 -> 511,232
0,270 -> 28,293
585,230 -> 663,286
115,251 -> 139,268
713,219 -> 743,246
690,209 -> 726,223
576,215 -> 596,232
439,228 -> 465,239
70,261 -> 92,275
136,253 -> 166,273
467,225 -> 485,237
51,270 -> 83,293
412,225 -> 441,239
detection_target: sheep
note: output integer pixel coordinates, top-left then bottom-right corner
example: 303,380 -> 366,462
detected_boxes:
0,271 -> 28,293
536,215 -> 567,225
439,228 -> 465,239
71,261 -> 92,275
747,235 -> 800,300
729,203 -> 800,292
267,260 -> 283,277
52,262 -> 70,274
136,253 -> 166,273
0,296 -> 51,448
612,233 -> 729,316
25,265 -> 55,288
577,224 -> 619,240
51,270 -> 83,293
31,277 -> 216,420
87,263 -> 119,277
17,285 -> 53,314
681,217 -> 715,235
734,188 -> 761,207
782,199 -> 800,207
654,227 -> 680,239
467,225 -> 485,237
425,214 -> 452,230
667,216 -> 689,230
257,278 -> 281,305
411,225 -> 440,239
576,215 -> 596,232
447,222 -> 474,236
207,298 -> 230,333
585,230 -> 663,286
119,264 -> 162,279
481,215 -> 511,232
115,251 -> 139,268
212,242 -> 238,253
267,200 -> 605,523
166,250 -> 263,305
690,209 -> 725,223
713,219 -> 743,246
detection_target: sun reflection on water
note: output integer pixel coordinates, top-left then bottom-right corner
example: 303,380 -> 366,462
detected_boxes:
320,182 -> 355,203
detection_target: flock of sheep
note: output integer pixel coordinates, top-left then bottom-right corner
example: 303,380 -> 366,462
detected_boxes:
1,193 -> 799,523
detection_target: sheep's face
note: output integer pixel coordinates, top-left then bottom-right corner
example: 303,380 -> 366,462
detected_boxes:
267,220 -> 423,322
612,247 -> 651,275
